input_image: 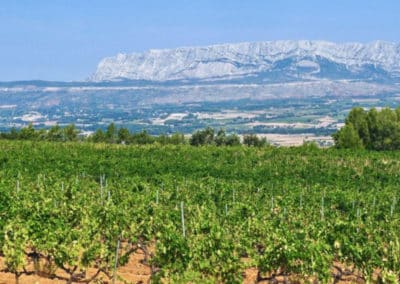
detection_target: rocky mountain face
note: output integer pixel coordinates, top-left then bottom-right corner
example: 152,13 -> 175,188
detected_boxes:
90,40 -> 400,83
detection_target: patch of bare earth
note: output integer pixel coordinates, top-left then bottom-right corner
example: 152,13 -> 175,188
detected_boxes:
0,253 -> 391,283
117,248 -> 151,284
242,261 -> 385,283
0,244 -> 151,284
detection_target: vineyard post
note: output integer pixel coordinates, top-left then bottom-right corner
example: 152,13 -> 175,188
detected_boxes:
390,196 -> 396,217
225,204 -> 228,216
156,190 -> 159,205
372,196 -> 376,211
271,196 -> 274,212
112,237 -> 121,284
181,201 -> 186,238
321,196 -> 325,221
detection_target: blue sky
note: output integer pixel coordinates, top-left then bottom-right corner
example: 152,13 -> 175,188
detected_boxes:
1,0 -> 400,81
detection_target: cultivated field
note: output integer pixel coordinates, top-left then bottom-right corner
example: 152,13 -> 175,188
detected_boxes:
0,141 -> 398,283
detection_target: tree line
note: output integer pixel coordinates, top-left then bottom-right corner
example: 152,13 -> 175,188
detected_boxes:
6,106 -> 398,150
0,124 -> 268,147
333,107 -> 400,150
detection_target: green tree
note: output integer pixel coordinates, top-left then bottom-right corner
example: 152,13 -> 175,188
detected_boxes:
190,127 -> 215,146
91,129 -> 105,143
375,108 -> 398,150
131,130 -> 155,144
243,134 -> 267,147
106,123 -> 117,143
366,108 -> 379,149
37,129 -> 47,140
18,123 -> 37,140
335,107 -> 400,150
47,125 -> 63,141
225,134 -> 241,146
8,127 -> 18,140
118,127 -> 131,144
169,133 -> 186,145
63,124 -> 79,142
346,107 -> 370,147
334,123 -> 363,149
215,129 -> 227,146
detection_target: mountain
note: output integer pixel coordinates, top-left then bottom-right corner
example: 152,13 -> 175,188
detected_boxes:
2,40 -> 400,139
90,40 -> 400,83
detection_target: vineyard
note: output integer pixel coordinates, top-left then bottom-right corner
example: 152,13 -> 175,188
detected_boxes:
0,140 -> 399,283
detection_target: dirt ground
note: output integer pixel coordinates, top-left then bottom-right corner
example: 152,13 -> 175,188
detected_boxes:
0,254 -> 382,284
0,248 -> 151,284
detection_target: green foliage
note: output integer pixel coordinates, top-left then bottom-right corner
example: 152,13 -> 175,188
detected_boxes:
215,129 -> 241,146
190,127 -> 215,146
0,140 -> 399,282
346,107 -> 370,146
117,127 -> 130,143
334,107 -> 400,150
105,122 -> 117,143
47,125 -> 63,141
18,123 -> 37,140
0,124 -> 269,148
131,130 -> 156,144
0,123 -> 80,142
190,128 -> 241,146
90,128 -> 105,143
63,124 -> 79,141
243,134 -> 268,147
333,123 -> 364,149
